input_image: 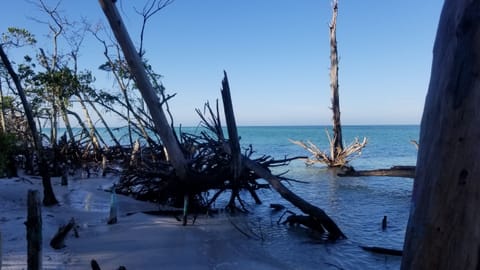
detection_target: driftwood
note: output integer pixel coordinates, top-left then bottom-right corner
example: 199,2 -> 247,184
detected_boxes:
50,218 -> 76,249
244,157 -> 345,239
338,166 -> 415,178
361,246 -> 403,256
107,190 -> 118,225
281,213 -> 326,234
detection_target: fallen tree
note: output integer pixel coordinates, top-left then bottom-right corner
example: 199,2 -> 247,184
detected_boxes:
99,0 -> 345,240
338,166 -> 415,178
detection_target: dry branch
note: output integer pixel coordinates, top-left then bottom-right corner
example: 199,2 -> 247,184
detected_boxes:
290,134 -> 367,167
50,218 -> 76,249
338,166 -> 415,178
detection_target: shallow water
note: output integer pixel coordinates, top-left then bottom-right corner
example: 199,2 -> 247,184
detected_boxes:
231,126 -> 418,269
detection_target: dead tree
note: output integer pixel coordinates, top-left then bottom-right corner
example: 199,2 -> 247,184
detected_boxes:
221,71 -> 243,209
99,0 -> 187,179
401,1 -> 480,269
329,0 -> 343,157
291,0 -> 366,167
220,72 -> 345,239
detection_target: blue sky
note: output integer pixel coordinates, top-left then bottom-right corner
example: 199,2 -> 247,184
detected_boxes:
1,0 -> 443,126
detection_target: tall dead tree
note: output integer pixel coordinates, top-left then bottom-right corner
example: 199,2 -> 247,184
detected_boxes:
401,1 -> 480,269
0,45 -> 58,206
291,0 -> 366,167
329,0 -> 343,157
99,0 -> 187,179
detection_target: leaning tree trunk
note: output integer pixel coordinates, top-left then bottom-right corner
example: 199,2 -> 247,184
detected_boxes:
59,98 -> 76,144
99,0 -> 187,179
0,80 -> 6,133
401,1 -> 480,269
0,45 -> 58,206
87,99 -> 122,148
329,0 -> 343,158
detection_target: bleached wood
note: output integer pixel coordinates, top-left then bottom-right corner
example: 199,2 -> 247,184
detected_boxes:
401,1 -> 480,269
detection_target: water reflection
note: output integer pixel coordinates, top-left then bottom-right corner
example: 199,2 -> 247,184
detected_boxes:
63,188 -> 110,213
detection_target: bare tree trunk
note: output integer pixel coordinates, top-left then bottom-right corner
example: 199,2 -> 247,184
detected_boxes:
0,80 -> 6,133
76,94 -> 105,152
329,0 -> 343,157
87,99 -> 122,148
51,101 -> 58,146
0,45 -> 58,206
59,99 -> 75,144
67,109 -> 90,139
99,0 -> 187,179
220,72 -> 242,208
401,1 -> 480,269
26,190 -> 42,270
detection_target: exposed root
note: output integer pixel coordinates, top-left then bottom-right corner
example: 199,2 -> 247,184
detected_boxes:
290,129 -> 367,168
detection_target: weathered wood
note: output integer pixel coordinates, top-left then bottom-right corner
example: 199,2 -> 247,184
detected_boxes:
99,0 -> 187,179
329,0 -> 343,157
361,246 -> 402,256
221,71 -> 243,208
50,218 -> 76,249
107,189 -> 118,225
26,190 -> 42,270
282,214 -> 326,234
401,1 -> 480,269
338,166 -> 415,178
214,71 -> 344,239
243,157 -> 346,240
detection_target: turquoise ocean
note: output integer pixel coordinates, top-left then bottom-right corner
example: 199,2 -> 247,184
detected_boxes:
219,125 -> 417,270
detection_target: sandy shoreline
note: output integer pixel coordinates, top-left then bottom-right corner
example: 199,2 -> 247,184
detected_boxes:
0,175 -> 290,270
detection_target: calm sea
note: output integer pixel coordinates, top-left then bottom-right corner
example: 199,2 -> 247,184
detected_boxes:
229,125 -> 417,270
60,125 -> 419,269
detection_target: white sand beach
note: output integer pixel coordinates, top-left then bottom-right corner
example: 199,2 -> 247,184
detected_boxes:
0,174 -> 290,269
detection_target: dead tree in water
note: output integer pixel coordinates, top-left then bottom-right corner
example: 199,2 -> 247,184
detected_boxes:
329,0 -> 343,158
291,0 -> 366,168
402,1 -> 480,269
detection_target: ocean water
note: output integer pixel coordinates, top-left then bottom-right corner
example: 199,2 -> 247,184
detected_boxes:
227,125 -> 418,270
58,125 -> 418,269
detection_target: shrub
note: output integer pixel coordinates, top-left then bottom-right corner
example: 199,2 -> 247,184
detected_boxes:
0,132 -> 17,177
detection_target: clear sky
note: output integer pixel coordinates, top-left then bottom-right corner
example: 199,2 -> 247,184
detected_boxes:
1,0 -> 443,126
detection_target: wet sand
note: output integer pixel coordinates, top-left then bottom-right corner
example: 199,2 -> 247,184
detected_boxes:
0,176 -> 289,269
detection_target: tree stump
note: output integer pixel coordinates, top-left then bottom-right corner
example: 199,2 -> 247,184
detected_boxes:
26,190 -> 42,270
